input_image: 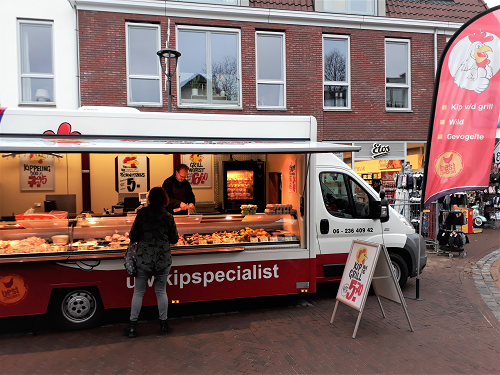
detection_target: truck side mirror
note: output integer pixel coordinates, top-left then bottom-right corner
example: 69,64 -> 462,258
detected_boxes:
379,190 -> 389,223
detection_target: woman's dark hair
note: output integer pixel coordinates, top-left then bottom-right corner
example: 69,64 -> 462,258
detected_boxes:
147,187 -> 169,206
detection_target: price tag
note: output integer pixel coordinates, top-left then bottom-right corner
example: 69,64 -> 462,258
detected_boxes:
199,239 -> 207,245
270,236 -> 278,242
228,237 -> 236,243
213,238 -> 221,244
259,236 -> 269,242
284,236 -> 293,241
250,237 -> 259,243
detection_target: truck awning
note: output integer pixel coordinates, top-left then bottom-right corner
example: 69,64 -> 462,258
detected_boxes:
0,135 -> 361,154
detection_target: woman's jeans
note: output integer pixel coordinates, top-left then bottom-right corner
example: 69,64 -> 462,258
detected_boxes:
130,265 -> 171,322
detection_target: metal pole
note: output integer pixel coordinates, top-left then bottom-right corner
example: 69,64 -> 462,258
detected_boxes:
167,57 -> 172,113
167,77 -> 172,113
405,209 -> 425,301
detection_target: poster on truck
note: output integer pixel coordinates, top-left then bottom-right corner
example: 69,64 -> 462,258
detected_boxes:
19,154 -> 55,191
115,155 -> 149,193
182,154 -> 212,188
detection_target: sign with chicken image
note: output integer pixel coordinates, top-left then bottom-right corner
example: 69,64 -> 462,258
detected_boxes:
115,155 -> 149,193
181,154 -> 212,188
0,275 -> 28,305
423,7 -> 500,207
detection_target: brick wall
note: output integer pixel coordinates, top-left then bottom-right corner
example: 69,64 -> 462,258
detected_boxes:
78,10 -> 448,142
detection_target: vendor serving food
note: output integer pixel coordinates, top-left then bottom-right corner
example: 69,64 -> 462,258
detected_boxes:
162,164 -> 196,215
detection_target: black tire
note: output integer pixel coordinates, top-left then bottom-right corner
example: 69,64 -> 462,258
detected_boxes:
389,253 -> 409,289
473,217 -> 483,228
50,288 -> 104,331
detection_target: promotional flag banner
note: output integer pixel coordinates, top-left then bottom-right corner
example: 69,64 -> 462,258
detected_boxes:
422,7 -> 500,207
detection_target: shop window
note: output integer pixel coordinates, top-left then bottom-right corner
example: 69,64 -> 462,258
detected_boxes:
256,32 -> 286,109
19,20 -> 54,104
178,26 -> 241,107
320,172 -> 371,219
385,39 -> 411,110
323,35 -> 350,109
126,24 -> 162,106
323,0 -> 376,15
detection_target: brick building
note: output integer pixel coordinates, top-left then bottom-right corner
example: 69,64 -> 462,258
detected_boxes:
74,0 -> 487,182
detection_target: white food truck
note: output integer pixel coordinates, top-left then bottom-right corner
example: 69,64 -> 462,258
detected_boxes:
0,107 -> 426,330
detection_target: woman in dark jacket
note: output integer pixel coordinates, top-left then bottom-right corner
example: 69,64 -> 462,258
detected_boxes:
124,187 -> 179,338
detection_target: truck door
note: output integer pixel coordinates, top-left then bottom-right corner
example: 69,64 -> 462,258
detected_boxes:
315,171 -> 383,279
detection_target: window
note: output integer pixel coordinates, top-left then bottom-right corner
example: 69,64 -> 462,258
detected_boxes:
385,39 -> 411,110
256,32 -> 285,109
177,26 -> 241,107
323,35 -> 350,109
323,0 -> 376,15
176,0 -> 239,4
126,24 -> 162,106
320,172 -> 371,219
19,21 -> 54,104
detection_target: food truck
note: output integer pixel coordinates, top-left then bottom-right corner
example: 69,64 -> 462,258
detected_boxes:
0,107 -> 426,330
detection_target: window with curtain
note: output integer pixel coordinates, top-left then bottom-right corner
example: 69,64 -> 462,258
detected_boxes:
19,21 -> 54,104
385,39 -> 411,110
126,24 -> 162,106
323,35 -> 350,109
256,32 -> 286,109
177,26 -> 241,107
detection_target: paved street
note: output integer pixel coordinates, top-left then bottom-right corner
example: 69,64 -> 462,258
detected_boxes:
1,228 -> 499,375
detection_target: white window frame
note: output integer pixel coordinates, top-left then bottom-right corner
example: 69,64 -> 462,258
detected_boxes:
176,25 -> 242,109
18,19 -> 55,105
385,38 -> 411,111
321,0 -> 377,16
175,0 -> 240,4
255,31 -> 286,110
323,34 -> 350,111
126,23 -> 162,107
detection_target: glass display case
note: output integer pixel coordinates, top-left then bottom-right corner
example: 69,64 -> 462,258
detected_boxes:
0,214 -> 300,261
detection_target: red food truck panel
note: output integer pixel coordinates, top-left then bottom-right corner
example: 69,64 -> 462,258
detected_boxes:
0,257 -> 312,317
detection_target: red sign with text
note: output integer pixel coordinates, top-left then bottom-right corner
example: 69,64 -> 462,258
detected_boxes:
424,8 -> 500,207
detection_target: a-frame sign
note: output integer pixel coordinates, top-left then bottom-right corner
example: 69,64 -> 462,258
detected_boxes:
330,240 -> 414,338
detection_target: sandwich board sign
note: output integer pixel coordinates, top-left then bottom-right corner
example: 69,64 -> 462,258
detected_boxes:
330,240 -> 414,338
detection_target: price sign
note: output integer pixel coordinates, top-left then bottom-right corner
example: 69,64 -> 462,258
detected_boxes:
228,237 -> 236,243
182,154 -> 212,189
250,237 -> 259,243
270,236 -> 278,242
20,154 -> 55,191
199,239 -> 207,245
259,236 -> 269,242
213,238 -> 221,244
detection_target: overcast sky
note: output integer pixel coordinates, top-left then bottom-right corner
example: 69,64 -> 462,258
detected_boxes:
486,0 -> 500,8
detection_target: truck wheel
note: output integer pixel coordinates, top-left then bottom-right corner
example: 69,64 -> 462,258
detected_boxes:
389,253 -> 408,289
50,288 -> 104,331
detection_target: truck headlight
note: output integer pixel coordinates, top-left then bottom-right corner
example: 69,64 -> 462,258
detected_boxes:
397,213 -> 414,230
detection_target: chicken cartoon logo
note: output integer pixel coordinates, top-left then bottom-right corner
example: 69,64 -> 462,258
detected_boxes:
356,247 -> 368,265
29,153 -> 46,164
0,275 -> 28,305
189,154 -> 203,163
122,156 -> 139,168
434,151 -> 464,179
449,29 -> 499,94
